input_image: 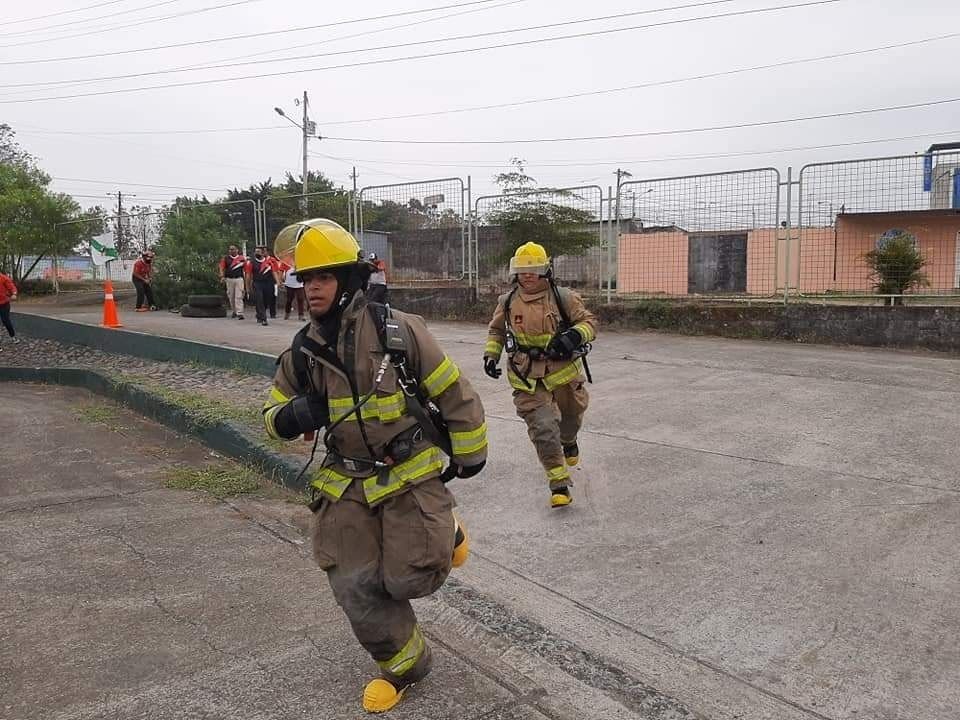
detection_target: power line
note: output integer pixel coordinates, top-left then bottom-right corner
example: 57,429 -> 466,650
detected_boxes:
26,126 -> 286,135
0,0 -> 507,63
0,0 -> 747,87
318,31 -> 960,126
323,96 -> 960,145
0,0 -> 132,28
0,0 -> 183,39
0,0 -> 265,49
52,176 -> 227,192
0,0 -> 843,102
313,128 -> 960,169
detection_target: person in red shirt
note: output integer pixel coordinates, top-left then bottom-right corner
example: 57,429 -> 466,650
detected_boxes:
218,245 -> 247,319
244,245 -> 281,326
132,249 -> 157,312
0,271 -> 19,350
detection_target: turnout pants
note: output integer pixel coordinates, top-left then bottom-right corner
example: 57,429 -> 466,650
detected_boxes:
513,379 -> 589,489
224,277 -> 245,315
311,478 -> 455,685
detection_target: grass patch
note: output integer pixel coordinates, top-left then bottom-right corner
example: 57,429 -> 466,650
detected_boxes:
75,403 -> 121,426
144,385 -> 261,428
163,465 -> 263,498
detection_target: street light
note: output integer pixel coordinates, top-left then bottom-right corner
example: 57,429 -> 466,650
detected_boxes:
274,92 -> 314,211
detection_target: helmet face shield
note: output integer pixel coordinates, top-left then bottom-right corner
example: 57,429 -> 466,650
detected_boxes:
509,241 -> 550,277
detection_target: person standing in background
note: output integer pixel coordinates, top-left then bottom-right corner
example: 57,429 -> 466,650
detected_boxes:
245,245 -> 281,326
0,271 -> 18,351
219,245 -> 247,320
281,262 -> 306,321
366,251 -> 388,304
132,249 -> 157,312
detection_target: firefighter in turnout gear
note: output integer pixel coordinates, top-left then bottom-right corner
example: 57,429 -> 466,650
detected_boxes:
483,242 -> 597,508
262,218 -> 487,713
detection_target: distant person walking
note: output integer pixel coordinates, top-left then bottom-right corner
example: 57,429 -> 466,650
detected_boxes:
132,249 -> 157,312
0,271 -> 19,350
219,245 -> 247,320
365,252 -> 388,304
281,263 -> 306,321
245,245 -> 281,326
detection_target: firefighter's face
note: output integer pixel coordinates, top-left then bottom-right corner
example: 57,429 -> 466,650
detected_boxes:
302,270 -> 338,317
518,272 -> 545,291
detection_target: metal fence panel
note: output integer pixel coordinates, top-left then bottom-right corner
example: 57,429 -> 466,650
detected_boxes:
797,151 -> 960,299
474,185 -> 604,297
358,178 -> 466,285
261,191 -> 349,251
616,169 -> 781,300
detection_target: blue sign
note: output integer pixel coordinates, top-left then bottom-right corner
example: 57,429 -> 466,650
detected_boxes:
953,169 -> 960,210
923,153 -> 933,192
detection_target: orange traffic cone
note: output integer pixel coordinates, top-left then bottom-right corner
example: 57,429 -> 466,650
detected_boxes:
101,279 -> 122,328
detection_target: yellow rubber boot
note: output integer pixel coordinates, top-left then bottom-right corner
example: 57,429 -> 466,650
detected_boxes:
452,516 -> 469,568
363,678 -> 406,713
550,486 -> 573,508
563,442 -> 579,467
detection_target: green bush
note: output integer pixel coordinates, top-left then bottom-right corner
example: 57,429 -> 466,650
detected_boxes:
17,278 -> 55,296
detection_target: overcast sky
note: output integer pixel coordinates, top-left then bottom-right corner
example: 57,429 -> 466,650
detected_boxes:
2,0 -> 958,210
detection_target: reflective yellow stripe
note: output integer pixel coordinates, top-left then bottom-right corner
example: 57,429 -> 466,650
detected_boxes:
310,466 -> 354,499
263,404 -> 285,440
423,355 -> 460,399
547,465 -> 570,482
363,446 -> 444,504
573,322 -> 595,343
513,330 -> 552,348
268,386 -> 291,405
484,339 -> 503,357
507,369 -> 535,394
378,626 -> 425,677
543,358 -> 583,391
327,393 -> 406,423
450,423 -> 487,457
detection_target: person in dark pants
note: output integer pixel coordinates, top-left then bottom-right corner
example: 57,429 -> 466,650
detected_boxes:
0,271 -> 19,350
365,252 -> 389,304
132,250 -> 157,311
244,245 -> 281,326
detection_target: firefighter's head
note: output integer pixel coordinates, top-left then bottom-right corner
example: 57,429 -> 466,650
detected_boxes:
509,241 -> 551,292
274,218 -> 370,318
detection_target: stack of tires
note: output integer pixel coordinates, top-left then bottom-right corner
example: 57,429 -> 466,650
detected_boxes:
180,294 -> 227,318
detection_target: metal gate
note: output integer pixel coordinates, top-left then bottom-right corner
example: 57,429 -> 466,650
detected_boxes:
357,178 -> 468,285
616,169 -> 781,300
797,150 -> 960,299
473,185 -> 604,296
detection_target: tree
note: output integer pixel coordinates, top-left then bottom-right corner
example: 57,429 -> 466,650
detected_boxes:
486,158 -> 596,263
863,232 -> 929,306
151,204 -> 244,308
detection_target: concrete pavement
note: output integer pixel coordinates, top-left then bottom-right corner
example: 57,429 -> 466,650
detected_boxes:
9,302 -> 960,718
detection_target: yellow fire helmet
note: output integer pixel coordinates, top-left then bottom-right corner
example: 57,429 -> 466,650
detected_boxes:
508,241 -> 550,277
273,218 -> 361,274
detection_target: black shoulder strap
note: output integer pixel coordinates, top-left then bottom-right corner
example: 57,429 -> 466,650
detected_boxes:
549,281 -> 572,328
366,301 -> 390,353
289,323 -> 316,392
503,287 -> 518,330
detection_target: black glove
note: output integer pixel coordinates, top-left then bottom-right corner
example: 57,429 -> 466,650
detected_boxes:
440,459 -> 486,483
546,327 -> 582,359
272,394 -> 329,439
483,357 -> 502,379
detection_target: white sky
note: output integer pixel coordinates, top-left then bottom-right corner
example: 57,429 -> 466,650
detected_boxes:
2,0 -> 958,209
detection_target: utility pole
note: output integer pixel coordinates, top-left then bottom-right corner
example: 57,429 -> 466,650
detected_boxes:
301,90 -> 309,201
350,166 -> 359,234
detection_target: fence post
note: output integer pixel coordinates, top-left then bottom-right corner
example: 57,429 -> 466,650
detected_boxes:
784,166 -> 793,306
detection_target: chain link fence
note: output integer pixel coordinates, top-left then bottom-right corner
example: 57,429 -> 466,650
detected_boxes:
358,178 -> 467,284
615,169 -> 781,301
797,151 -> 960,300
473,185 -> 604,297
261,191 -> 350,252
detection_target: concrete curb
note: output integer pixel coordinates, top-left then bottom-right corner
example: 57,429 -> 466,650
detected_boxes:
12,311 -> 276,376
0,366 -> 307,492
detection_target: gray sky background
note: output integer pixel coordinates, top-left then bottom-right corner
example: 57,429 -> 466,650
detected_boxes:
2,0 -> 958,208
